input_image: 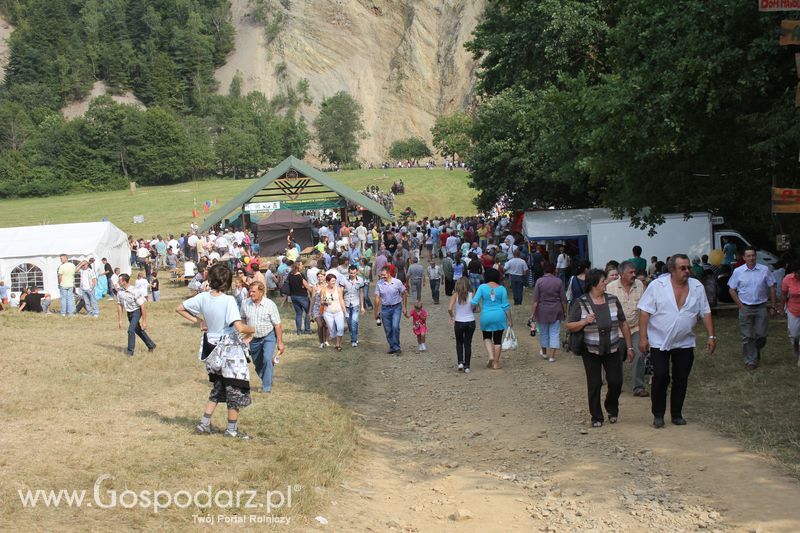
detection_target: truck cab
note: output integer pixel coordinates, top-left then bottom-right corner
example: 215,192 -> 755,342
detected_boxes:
713,230 -> 778,267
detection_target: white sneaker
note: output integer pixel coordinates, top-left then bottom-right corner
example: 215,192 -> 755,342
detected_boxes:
351,342 -> 357,347
457,363 -> 464,371
319,343 -> 325,349
464,368 -> 470,373
325,341 -> 330,346
548,357 -> 556,363
422,343 -> 426,351
540,351 -> 548,360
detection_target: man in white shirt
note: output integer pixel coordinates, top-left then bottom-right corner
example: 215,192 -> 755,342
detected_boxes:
79,261 -> 99,317
187,232 -> 199,261
504,249 -> 529,305
116,273 -> 156,356
556,245 -> 571,285
306,261 -> 321,287
215,232 -> 229,254
638,254 -> 716,428
445,231 -> 460,256
355,221 -> 368,252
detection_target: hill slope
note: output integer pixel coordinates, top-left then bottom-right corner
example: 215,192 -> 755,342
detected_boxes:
216,0 -> 484,162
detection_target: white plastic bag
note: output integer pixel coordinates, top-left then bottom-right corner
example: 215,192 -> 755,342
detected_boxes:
501,328 -> 518,351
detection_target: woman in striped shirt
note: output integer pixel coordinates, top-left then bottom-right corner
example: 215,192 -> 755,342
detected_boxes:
566,269 -> 634,428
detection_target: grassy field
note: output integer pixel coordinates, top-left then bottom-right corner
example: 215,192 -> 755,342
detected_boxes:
0,284 -> 361,530
690,310 -> 800,478
0,168 -> 476,237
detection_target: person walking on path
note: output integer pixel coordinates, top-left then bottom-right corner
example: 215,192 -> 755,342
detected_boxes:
116,273 -> 156,356
310,270 -> 329,348
407,256 -> 425,302
472,268 -> 512,370
57,254 -> 76,316
606,260 -> 648,397
343,265 -> 366,347
449,277 -> 476,373
781,260 -> 800,366
442,254 -> 455,296
529,262 -> 567,363
287,262 -> 312,335
321,273 -> 347,352
241,280 -> 285,393
638,254 -> 716,428
427,259 -> 442,304
504,249 -> 529,305
410,301 -> 428,352
728,246 -> 777,370
176,263 -> 256,439
566,268 -> 634,428
374,265 -> 408,355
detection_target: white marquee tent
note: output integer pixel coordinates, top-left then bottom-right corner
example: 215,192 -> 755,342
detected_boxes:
0,221 -> 131,298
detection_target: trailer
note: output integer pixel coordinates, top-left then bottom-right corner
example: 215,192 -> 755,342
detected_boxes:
522,209 -> 777,268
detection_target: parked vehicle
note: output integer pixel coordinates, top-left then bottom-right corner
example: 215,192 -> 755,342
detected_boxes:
522,209 -> 777,268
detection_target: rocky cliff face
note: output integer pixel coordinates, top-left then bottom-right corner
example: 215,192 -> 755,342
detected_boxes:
215,0 -> 484,163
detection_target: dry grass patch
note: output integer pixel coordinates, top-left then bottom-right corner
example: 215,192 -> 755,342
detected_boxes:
0,285 -> 359,530
690,312 -> 800,478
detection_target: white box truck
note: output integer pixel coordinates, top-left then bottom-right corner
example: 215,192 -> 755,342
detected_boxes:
522,209 -> 777,268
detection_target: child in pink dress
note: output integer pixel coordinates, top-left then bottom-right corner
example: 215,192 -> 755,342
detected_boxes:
410,301 -> 428,352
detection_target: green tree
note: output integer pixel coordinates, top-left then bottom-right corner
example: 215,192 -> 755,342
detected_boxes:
127,107 -> 191,184
214,127 -> 261,178
431,112 -> 472,160
314,91 -> 366,165
388,137 -> 432,160
0,101 -> 33,150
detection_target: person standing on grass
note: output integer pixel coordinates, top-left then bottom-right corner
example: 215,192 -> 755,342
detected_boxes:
728,246 -> 777,370
449,277 -> 476,373
374,265 -> 408,355
116,273 -> 156,356
407,256 -> 425,302
530,262 -> 567,363
566,269 -> 634,428
638,254 -> 715,429
471,268 -> 512,370
57,254 -> 76,316
241,281 -> 285,394
606,260 -> 648,397
177,263 -> 256,439
79,261 -> 99,317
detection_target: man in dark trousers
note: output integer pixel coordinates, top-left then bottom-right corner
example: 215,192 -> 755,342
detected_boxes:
115,273 -> 156,356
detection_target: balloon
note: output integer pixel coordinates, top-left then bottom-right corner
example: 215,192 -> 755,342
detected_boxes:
709,249 -> 724,266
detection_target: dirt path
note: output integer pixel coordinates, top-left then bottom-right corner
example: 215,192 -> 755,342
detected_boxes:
307,289 -> 800,532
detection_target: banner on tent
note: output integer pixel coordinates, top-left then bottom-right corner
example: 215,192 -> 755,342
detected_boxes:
245,201 -> 282,213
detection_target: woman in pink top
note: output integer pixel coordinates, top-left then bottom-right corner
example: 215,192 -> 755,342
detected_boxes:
781,260 -> 800,366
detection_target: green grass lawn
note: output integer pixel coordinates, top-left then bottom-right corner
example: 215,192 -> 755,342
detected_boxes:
0,168 -> 476,237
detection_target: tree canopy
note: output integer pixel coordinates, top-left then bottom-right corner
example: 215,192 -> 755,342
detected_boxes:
314,91 -> 366,165
388,137 -> 432,160
466,0 -> 800,241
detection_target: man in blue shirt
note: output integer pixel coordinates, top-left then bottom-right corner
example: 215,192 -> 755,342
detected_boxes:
728,246 -> 777,370
374,266 -> 407,354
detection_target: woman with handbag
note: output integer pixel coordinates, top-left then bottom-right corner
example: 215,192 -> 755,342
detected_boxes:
176,263 -> 256,439
471,268 -> 512,370
566,268 -> 634,428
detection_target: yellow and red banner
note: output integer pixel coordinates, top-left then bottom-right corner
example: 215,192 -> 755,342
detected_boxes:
772,187 -> 800,213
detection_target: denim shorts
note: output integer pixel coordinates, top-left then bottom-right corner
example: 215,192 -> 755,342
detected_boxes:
537,320 -> 561,349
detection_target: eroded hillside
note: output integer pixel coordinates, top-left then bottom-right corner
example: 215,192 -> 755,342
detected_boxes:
215,0 -> 483,163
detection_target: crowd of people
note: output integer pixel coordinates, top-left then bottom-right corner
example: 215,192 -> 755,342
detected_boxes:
4,209 -> 798,439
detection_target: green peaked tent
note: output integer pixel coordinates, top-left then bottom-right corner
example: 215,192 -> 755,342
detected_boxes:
200,156 -> 393,232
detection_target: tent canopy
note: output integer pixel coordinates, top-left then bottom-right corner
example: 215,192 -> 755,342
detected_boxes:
200,156 -> 393,232
256,210 -> 313,257
0,221 -> 131,297
0,221 -> 129,259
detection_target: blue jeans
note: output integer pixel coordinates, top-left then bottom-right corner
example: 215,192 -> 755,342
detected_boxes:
469,273 -> 482,292
362,283 -> 372,309
291,295 -> 311,333
59,287 -> 75,316
380,303 -> 402,352
509,274 -> 525,305
346,305 -> 361,343
429,279 -> 441,303
537,320 -> 561,349
82,289 -> 99,317
127,308 -> 155,354
251,331 -> 277,392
